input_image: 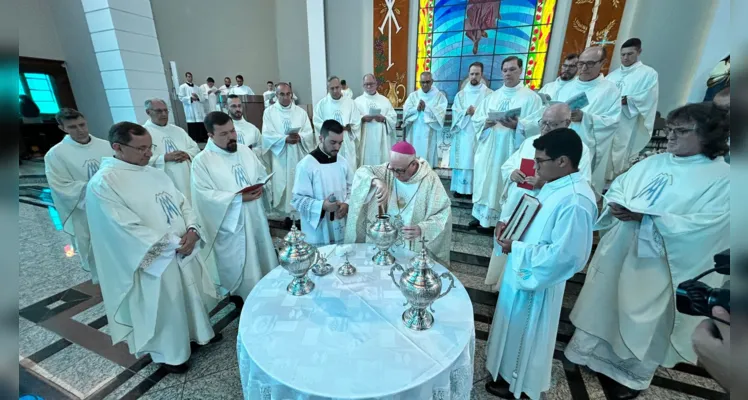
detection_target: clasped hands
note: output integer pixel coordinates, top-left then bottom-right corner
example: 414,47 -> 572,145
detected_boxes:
609,202 -> 643,222
362,115 -> 386,123
165,151 -> 190,162
285,133 -> 302,144
177,229 -> 199,255
417,100 -> 426,112
485,115 -> 518,129
322,195 -> 349,218
510,169 -> 543,188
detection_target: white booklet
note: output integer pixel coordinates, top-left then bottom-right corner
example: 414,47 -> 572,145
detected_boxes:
488,107 -> 522,121
368,107 -> 381,116
499,194 -> 541,242
566,92 -> 589,111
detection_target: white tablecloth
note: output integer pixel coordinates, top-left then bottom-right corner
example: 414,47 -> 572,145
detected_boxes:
237,244 -> 475,399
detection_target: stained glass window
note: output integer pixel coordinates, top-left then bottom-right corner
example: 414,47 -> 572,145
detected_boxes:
22,73 -> 61,115
415,0 -> 558,103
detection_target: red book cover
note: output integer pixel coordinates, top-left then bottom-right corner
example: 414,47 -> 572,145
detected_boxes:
517,158 -> 535,190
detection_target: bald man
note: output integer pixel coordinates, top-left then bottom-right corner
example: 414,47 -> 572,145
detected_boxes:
402,72 -> 448,166
485,103 -> 593,286
344,142 -> 452,266
553,46 -> 621,195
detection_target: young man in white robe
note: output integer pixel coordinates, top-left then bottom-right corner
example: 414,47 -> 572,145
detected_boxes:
485,128 -> 598,399
402,72 -> 448,167
178,72 -> 205,123
344,142 -> 452,266
292,120 -> 353,246
86,122 -> 220,374
538,53 -> 578,101
314,76 -> 362,173
605,38 -> 659,179
484,103 -> 593,287
143,98 -> 201,203
354,73 -> 398,166
200,77 -> 219,113
554,46 -> 621,195
226,94 -> 264,159
564,103 -> 730,399
262,82 -> 316,220
450,62 -> 493,198
470,56 -> 544,232
191,112 -> 278,302
263,81 -> 275,108
44,108 -> 112,284
341,79 -> 353,99
229,74 -> 255,95
218,77 -> 233,96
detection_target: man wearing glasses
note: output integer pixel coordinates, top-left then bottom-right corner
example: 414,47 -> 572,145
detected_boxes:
86,121 -> 220,375
554,46 -> 621,196
355,74 -> 398,166
402,71 -> 448,167
483,103 -> 592,288
143,98 -> 201,203
538,53 -> 579,101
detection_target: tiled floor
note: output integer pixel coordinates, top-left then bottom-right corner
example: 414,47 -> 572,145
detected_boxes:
19,162 -> 727,399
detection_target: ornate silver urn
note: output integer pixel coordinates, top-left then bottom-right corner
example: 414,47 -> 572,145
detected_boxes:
278,223 -> 316,296
389,238 -> 456,330
366,214 -> 400,266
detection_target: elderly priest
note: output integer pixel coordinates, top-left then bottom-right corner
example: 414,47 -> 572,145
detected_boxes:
564,103 -> 730,399
402,72 -> 448,167
86,122 -> 219,374
485,128 -> 597,399
44,108 -> 112,283
344,141 -> 452,266
143,98 -> 201,203
355,74 -> 398,166
191,111 -> 278,302
314,76 -> 362,172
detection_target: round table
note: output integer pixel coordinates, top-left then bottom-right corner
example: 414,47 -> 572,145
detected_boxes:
237,244 -> 475,400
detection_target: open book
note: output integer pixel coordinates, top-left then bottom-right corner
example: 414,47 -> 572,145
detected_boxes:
488,107 -> 521,121
237,172 -> 274,194
499,194 -> 541,241
566,92 -> 589,111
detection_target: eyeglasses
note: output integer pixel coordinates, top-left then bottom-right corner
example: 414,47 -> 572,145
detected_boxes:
118,143 -> 157,153
665,125 -> 696,136
538,119 -> 570,129
534,157 -> 557,165
387,161 -> 415,175
576,60 -> 602,69
560,64 -> 578,70
420,80 -> 433,84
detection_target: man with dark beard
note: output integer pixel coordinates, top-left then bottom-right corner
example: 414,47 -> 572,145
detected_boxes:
190,111 -> 278,304
539,53 -> 578,101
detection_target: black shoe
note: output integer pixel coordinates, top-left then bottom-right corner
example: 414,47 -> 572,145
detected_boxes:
453,192 -> 463,199
599,374 -> 642,400
230,295 -> 244,308
162,362 -> 189,374
468,218 -> 481,228
485,378 -> 529,399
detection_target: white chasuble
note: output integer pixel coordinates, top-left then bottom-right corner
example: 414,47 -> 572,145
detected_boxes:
178,83 -> 206,123
555,74 -> 621,195
538,77 -> 572,101
191,140 -> 278,300
483,134 -> 592,286
565,154 -> 729,390
86,157 -> 218,365
471,83 -> 543,227
354,92 -> 398,166
344,159 -> 452,266
233,117 -> 268,168
143,120 -> 200,203
486,172 -> 597,400
313,95 -> 362,172
450,83 -> 493,194
402,88 -> 448,167
262,102 -> 316,214
605,61 -> 659,179
200,83 -> 219,113
291,149 -> 353,246
229,85 -> 255,96
44,135 -> 113,283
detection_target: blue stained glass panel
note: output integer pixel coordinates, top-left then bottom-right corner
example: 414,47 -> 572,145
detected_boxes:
494,26 -> 532,54
497,0 -> 536,27
429,57 -> 462,81
435,0 -> 468,7
460,29 -> 498,56
26,78 -> 51,91
432,5 -> 466,32
432,31 -> 465,58
434,81 -> 460,101
18,78 -> 25,95
490,79 -> 505,91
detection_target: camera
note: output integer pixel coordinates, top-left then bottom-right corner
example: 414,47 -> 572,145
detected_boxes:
676,249 -> 730,318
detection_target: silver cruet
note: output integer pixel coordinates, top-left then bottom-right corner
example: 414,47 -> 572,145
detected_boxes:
277,223 -> 316,296
388,238 -> 456,330
366,213 -> 400,266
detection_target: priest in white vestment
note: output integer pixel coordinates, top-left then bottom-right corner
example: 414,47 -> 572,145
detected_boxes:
341,79 -> 353,99
471,56 -> 543,230
143,98 -> 201,203
450,62 -> 493,197
554,47 -> 621,195
229,75 -> 255,95
485,128 -> 597,399
191,112 -> 278,301
402,72 -> 448,167
344,142 -> 452,266
605,38 -> 659,179
263,81 -> 275,108
564,103 -> 730,399
354,74 -> 398,166
314,76 -> 362,172
292,120 -> 353,246
227,94 -> 264,160
44,108 -> 112,283
200,77 -> 219,113
484,103 -> 593,287
178,72 -> 205,123
219,77 -> 233,96
262,83 -> 316,216
538,53 -> 578,101
87,122 -> 219,374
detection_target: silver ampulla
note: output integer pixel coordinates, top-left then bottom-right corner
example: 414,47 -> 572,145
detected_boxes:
277,220 -> 316,296
367,212 -> 400,266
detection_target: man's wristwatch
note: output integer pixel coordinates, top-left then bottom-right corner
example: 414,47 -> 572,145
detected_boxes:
187,227 -> 200,238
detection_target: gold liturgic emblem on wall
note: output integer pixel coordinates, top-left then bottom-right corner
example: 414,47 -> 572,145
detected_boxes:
573,18 -> 589,34
385,72 -> 407,108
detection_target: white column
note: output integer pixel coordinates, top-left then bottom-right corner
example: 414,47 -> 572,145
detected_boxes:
307,0 -> 328,104
82,0 -> 170,124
